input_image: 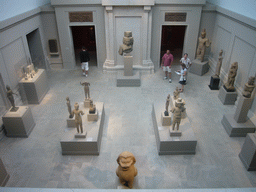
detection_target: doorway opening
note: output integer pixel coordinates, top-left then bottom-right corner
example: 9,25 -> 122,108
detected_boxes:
26,28 -> 46,69
71,26 -> 97,67
160,25 -> 186,66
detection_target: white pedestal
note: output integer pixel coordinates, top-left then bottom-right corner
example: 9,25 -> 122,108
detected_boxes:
84,99 -> 91,108
0,158 -> 9,187
190,59 -> 209,76
2,106 -> 35,137
218,86 -> 238,105
124,56 -> 133,76
161,112 -> 171,126
19,69 -> 49,104
67,118 -> 75,127
75,132 -> 87,138
87,111 -> 98,121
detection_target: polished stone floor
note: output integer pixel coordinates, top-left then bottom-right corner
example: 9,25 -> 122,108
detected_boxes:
1,64 -> 256,189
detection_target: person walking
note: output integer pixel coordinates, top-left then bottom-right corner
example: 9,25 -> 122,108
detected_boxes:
161,50 -> 173,83
79,46 -> 90,77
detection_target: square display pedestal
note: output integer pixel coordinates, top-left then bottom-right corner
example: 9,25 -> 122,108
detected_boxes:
170,130 -> 182,137
75,132 -> 87,138
2,106 -> 35,137
218,86 -> 238,105
221,114 -> 255,137
209,76 -> 220,90
239,134 -> 256,171
190,59 -> 209,76
84,99 -> 91,108
67,118 -> 75,127
88,111 -> 98,121
124,55 -> 133,76
161,112 -> 171,126
116,71 -> 141,87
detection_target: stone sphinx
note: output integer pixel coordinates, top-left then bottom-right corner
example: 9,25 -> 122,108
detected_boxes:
6,85 -> 19,112
118,31 -> 134,56
196,29 -> 211,62
170,98 -> 186,131
116,151 -> 137,189
242,76 -> 255,98
224,62 -> 238,92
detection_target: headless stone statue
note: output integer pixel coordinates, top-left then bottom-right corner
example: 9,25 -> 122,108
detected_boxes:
196,29 -> 211,62
213,50 -> 223,78
66,97 -> 73,118
118,31 -> 134,56
170,98 -> 185,131
71,103 -> 84,134
224,62 -> 238,92
80,81 -> 90,99
242,76 -> 255,98
6,85 -> 19,112
164,94 -> 170,116
89,100 -> 96,114
173,87 -> 180,100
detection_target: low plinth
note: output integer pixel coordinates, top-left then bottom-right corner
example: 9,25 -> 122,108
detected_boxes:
221,114 -> 255,137
0,158 -> 9,187
67,118 -> 75,127
2,106 -> 35,137
170,130 -> 182,137
161,112 -> 171,126
190,59 -> 209,76
84,99 -> 91,108
87,111 -> 98,121
75,132 -> 87,138
152,103 -> 197,155
209,76 -> 220,90
116,71 -> 141,87
239,134 -> 256,171
60,102 -> 105,155
218,86 -> 238,105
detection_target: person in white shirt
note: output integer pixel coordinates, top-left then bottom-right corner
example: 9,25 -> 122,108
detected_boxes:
180,53 -> 191,81
177,64 -> 187,92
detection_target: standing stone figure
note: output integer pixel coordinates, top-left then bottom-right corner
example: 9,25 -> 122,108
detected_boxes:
170,98 -> 186,131
224,62 -> 238,92
6,85 -> 19,112
213,50 -> 223,78
173,87 -> 180,100
89,100 -> 96,114
164,94 -> 170,116
116,151 -> 137,189
242,76 -> 255,98
196,29 -> 211,62
80,81 -> 90,99
66,97 -> 73,118
118,31 -> 134,56
71,103 -> 84,134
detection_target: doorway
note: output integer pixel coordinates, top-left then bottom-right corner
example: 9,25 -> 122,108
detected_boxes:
160,25 -> 186,66
26,29 -> 46,69
71,26 -> 97,67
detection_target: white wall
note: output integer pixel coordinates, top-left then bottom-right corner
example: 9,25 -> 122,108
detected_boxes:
0,0 -> 51,21
206,0 -> 256,20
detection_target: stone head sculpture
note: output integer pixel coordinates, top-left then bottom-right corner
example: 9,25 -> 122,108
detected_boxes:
119,31 -> 134,56
116,151 -> 137,188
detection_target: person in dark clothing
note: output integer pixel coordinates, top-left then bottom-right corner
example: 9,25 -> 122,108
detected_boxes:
79,46 -> 90,76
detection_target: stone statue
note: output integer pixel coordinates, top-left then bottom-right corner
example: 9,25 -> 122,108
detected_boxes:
89,100 -> 96,114
26,63 -> 36,78
118,31 -> 134,56
242,76 -> 255,98
80,81 -> 90,99
213,50 -> 223,78
196,29 -> 211,62
170,98 -> 186,131
116,151 -> 137,189
71,103 -> 84,134
6,85 -> 19,112
173,87 -> 180,100
224,62 -> 238,92
66,97 -> 73,118
164,94 -> 170,116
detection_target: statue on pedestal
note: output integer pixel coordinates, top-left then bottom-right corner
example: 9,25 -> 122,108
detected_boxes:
116,151 -> 137,189
6,85 -> 19,112
170,98 -> 185,131
196,29 -> 211,62
89,100 -> 96,114
66,97 -> 73,118
118,31 -> 134,56
164,94 -> 170,116
242,76 -> 255,98
71,103 -> 84,134
80,81 -> 90,100
213,50 -> 223,78
173,87 -> 180,100
224,62 -> 238,92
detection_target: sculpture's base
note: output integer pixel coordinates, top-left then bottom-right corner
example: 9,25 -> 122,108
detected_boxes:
152,103 -> 197,155
170,96 -> 186,119
190,59 -> 209,76
2,106 -> 35,137
239,134 -> 256,171
218,86 -> 238,105
87,111 -> 98,121
75,132 -> 87,138
221,114 -> 255,137
170,130 -> 182,137
124,55 -> 133,76
116,71 -> 141,87
209,76 -> 220,90
161,112 -> 171,126
61,102 -> 105,155
84,99 -> 91,108
67,118 -> 75,128
117,185 -> 133,189
0,158 -> 9,187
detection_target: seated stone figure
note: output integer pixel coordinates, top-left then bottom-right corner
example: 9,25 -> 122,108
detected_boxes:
118,31 -> 134,56
89,100 -> 96,114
